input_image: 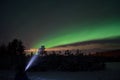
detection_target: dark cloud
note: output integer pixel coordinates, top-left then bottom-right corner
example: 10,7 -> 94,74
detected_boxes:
54,36 -> 120,48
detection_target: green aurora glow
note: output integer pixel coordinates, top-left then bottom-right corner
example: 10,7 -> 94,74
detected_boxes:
34,20 -> 120,48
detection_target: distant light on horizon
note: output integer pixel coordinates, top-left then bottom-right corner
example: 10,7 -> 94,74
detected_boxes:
25,43 -> 120,55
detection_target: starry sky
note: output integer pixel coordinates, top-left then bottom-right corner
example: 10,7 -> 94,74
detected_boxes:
0,0 -> 120,49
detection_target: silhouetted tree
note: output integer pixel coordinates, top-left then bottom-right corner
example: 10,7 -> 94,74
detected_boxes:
30,52 -> 33,56
65,50 -> 70,55
44,51 -> 48,56
0,44 -> 7,56
0,44 -> 11,69
7,39 -> 26,68
8,39 -> 25,55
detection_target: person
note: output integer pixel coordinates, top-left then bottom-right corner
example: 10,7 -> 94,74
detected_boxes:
37,45 -> 45,55
14,65 -> 30,80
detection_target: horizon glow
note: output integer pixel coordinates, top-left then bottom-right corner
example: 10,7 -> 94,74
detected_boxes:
33,20 -> 120,48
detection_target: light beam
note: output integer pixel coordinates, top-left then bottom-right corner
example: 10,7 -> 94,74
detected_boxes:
25,46 -> 45,71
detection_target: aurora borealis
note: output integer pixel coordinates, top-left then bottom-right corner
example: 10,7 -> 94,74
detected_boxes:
34,19 -> 120,48
0,0 -> 120,49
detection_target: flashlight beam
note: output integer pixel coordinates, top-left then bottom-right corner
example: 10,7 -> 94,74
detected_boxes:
25,46 -> 45,71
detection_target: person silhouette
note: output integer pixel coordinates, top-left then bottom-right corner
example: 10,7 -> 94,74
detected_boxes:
14,65 -> 30,80
37,45 -> 45,55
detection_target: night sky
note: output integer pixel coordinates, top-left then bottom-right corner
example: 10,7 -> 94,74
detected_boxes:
0,0 -> 120,49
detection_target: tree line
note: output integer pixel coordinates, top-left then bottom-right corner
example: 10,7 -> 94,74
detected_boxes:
0,39 -> 106,71
0,39 -> 26,70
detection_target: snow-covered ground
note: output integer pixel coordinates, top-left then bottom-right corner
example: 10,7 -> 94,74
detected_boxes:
28,70 -> 120,80
0,62 -> 120,80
